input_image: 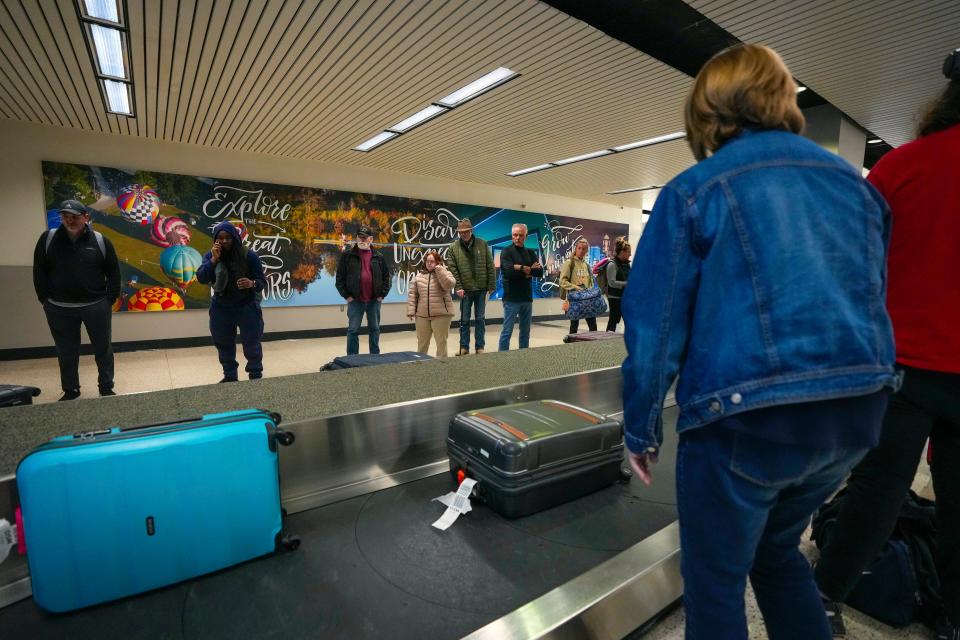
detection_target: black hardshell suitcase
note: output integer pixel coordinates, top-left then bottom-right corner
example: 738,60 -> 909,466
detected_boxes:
447,400 -> 624,518
0,384 -> 41,408
320,351 -> 433,371
562,331 -> 623,343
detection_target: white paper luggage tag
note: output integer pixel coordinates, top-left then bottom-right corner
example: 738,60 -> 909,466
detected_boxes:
432,478 -> 478,531
0,519 -> 16,564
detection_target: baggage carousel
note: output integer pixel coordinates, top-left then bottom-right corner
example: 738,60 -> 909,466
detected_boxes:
0,353 -> 682,639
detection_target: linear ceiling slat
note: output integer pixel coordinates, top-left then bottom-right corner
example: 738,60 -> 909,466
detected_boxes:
53,0 -> 107,132
168,0 -> 200,140
215,0 -> 316,148
242,0 -> 380,153
195,0 -> 272,147
235,0 -> 361,153
254,0 -> 403,157
0,0 -> 66,126
295,0 -> 558,160
277,0 -> 449,157
204,0 -> 285,146
182,0 -> 235,144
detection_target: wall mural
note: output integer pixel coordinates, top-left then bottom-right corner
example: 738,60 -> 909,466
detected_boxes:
41,161 -> 630,312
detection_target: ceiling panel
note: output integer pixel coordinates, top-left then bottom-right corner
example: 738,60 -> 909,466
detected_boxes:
688,0 -> 960,147
0,0 -> 697,206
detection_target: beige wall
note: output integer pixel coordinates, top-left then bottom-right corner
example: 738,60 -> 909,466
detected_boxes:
0,119 -> 644,350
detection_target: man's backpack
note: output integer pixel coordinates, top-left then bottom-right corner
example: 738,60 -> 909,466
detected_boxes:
811,488 -> 941,628
45,227 -> 106,257
592,257 -> 611,295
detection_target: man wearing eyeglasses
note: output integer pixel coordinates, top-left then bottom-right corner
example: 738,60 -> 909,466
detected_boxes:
33,200 -> 121,401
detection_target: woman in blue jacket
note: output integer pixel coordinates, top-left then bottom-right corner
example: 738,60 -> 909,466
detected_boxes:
196,220 -> 266,382
621,44 -> 898,639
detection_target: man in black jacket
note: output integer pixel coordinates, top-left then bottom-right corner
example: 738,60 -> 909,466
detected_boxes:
498,223 -> 543,351
33,200 -> 121,400
335,225 -> 392,355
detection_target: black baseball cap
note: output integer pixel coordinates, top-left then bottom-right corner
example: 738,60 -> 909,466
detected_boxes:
357,224 -> 373,238
59,200 -> 87,215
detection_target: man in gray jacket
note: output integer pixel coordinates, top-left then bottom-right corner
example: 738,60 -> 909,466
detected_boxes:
446,218 -> 494,355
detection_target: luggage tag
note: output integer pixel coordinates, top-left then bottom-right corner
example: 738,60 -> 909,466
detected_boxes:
431,478 -> 478,531
0,518 -> 15,564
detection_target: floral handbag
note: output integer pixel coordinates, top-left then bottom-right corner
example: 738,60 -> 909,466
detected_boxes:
564,279 -> 608,320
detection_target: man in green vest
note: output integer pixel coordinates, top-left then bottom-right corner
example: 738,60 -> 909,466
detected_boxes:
446,218 -> 495,355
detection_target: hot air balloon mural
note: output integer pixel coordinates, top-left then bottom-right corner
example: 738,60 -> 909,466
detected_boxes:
127,286 -> 184,312
46,208 -> 61,229
150,215 -> 192,248
228,219 -> 248,243
159,245 -> 202,293
116,184 -> 160,225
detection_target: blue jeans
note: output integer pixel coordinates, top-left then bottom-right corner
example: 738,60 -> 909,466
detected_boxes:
346,300 -> 381,355
499,301 -> 532,351
459,291 -> 487,350
677,426 -> 868,640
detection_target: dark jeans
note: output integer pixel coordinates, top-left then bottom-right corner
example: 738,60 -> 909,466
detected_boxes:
43,299 -> 114,392
678,425 -> 868,639
209,300 -> 264,379
568,316 -> 597,334
346,300 -> 381,355
606,296 -> 622,332
499,300 -> 532,351
459,291 -> 487,350
815,366 -> 960,621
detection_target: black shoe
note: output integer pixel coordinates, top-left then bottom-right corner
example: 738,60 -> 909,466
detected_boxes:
822,597 -> 847,638
936,614 -> 960,640
99,388 -> 116,397
59,389 -> 81,401
248,373 -> 262,380
219,376 -> 238,383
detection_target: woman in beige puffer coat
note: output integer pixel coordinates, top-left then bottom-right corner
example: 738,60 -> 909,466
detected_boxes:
406,251 -> 456,357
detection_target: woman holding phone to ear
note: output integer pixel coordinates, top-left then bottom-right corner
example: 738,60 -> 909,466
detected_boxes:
197,221 -> 266,382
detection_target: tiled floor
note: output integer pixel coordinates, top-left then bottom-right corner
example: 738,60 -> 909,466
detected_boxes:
0,322 -> 935,639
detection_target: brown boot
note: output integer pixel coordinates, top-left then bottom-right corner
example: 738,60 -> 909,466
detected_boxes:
456,347 -> 469,356
475,348 -> 484,354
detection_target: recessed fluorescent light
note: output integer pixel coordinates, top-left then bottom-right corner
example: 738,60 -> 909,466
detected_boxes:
102,79 -> 131,115
607,185 -> 663,195
796,85 -> 807,93
353,131 -> 399,152
506,164 -> 554,177
90,24 -> 127,79
437,67 -> 517,107
554,149 -> 613,165
611,131 -> 686,152
388,105 -> 448,133
867,138 -> 883,144
82,0 -> 121,24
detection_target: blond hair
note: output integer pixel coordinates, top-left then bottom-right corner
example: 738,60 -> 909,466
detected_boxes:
685,44 -> 804,161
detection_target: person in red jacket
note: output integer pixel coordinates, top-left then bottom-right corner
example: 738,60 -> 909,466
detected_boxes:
815,51 -> 960,639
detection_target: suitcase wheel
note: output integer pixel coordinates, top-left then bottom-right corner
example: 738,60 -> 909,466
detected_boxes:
275,430 -> 296,447
619,462 -> 633,482
282,535 -> 301,551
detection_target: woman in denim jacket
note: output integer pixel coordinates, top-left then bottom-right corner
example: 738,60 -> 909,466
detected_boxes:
621,44 -> 898,639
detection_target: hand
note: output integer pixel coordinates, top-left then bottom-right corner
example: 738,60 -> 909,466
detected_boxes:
210,242 -> 221,263
531,261 -> 541,269
628,451 -> 658,486
377,297 -> 383,302
457,289 -> 465,297
407,315 -> 414,320
513,264 -> 522,271
522,265 -> 532,275
346,296 -> 354,303
236,278 -> 255,289
488,289 -> 494,295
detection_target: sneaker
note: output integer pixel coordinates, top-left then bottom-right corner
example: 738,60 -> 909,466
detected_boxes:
936,614 -> 960,640
58,389 -> 81,401
822,597 -> 847,639
99,388 -> 116,397
456,347 -> 469,356
219,376 -> 238,383
475,348 -> 485,354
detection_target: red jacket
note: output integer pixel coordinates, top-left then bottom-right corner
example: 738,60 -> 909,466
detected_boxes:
868,123 -> 960,373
